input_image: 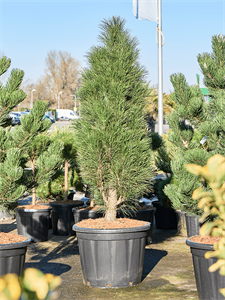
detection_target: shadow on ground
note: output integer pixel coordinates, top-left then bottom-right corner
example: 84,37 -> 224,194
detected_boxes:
0,220 -> 17,233
142,248 -> 168,280
25,234 -> 79,276
25,262 -> 71,276
152,228 -> 181,244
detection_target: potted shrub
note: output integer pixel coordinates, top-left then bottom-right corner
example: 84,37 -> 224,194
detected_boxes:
163,35 -> 225,237
16,101 -> 64,242
0,56 -> 31,275
185,154 -> 225,300
37,126 -> 84,235
72,16 -> 154,288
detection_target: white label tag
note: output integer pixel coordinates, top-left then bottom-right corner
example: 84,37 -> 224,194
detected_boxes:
200,136 -> 208,145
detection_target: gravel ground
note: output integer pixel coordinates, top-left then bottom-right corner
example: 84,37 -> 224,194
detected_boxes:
0,218 -> 198,300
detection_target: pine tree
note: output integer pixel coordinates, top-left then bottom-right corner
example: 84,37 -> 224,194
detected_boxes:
36,126 -> 83,202
0,56 -> 63,208
18,101 -> 64,205
74,16 -> 155,221
163,34 -> 225,216
0,57 -> 27,207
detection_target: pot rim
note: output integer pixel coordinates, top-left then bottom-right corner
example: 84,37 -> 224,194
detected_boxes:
73,222 -> 150,234
185,213 -> 201,218
117,207 -> 156,212
72,207 -> 99,212
0,237 -> 31,250
186,237 -> 214,250
50,201 -> 84,207
16,207 -> 52,212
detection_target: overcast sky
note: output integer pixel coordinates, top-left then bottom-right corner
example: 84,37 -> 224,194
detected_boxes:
0,0 -> 224,93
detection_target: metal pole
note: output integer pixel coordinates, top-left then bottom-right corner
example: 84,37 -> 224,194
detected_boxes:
58,92 -> 62,109
158,0 -> 163,135
31,89 -> 35,109
71,95 -> 77,111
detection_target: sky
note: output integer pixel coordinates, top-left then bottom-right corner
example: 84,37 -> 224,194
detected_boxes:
0,0 -> 224,94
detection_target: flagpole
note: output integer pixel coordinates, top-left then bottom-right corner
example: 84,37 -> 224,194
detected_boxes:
158,0 -> 163,135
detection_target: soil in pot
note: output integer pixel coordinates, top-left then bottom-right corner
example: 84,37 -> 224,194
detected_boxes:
16,205 -> 51,242
76,217 -> 148,229
187,235 -> 224,300
0,232 -> 31,276
0,232 -> 28,244
73,218 -> 150,288
189,235 -> 220,244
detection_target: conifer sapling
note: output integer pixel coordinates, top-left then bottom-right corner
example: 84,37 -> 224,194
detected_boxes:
74,17 -> 155,222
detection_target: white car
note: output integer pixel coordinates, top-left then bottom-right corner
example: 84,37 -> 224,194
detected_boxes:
56,109 -> 79,120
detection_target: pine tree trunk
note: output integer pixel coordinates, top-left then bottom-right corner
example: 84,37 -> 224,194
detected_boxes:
31,161 -> 36,205
64,160 -> 69,201
104,188 -> 117,221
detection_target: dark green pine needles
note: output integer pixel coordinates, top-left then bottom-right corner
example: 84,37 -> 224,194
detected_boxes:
0,56 -> 63,207
74,16 -> 155,221
163,34 -> 225,216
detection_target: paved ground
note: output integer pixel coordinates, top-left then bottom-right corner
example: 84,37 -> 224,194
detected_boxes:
49,120 -> 73,131
0,219 -> 198,300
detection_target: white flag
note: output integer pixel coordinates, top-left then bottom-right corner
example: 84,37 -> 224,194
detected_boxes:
133,0 -> 158,23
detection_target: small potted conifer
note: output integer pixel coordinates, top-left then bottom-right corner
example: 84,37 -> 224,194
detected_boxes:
0,56 -> 31,276
72,16 -> 154,288
37,126 -> 84,236
15,101 -> 64,242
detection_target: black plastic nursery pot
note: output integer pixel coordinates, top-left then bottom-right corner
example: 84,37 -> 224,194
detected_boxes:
50,201 -> 84,236
130,208 -> 156,244
72,207 -> 103,224
152,201 -> 177,230
186,238 -> 225,300
73,222 -> 150,288
117,208 -> 156,245
185,214 -> 201,238
38,202 -> 53,229
16,207 -> 51,242
0,237 -> 31,276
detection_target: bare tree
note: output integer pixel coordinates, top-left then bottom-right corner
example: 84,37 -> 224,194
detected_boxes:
44,50 -> 81,109
34,78 -> 50,105
20,51 -> 81,110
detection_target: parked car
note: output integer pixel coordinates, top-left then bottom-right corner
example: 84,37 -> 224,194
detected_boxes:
9,113 -> 21,125
56,109 -> 79,121
42,113 -> 55,123
10,112 -> 22,118
20,111 -> 30,116
58,116 -> 70,121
